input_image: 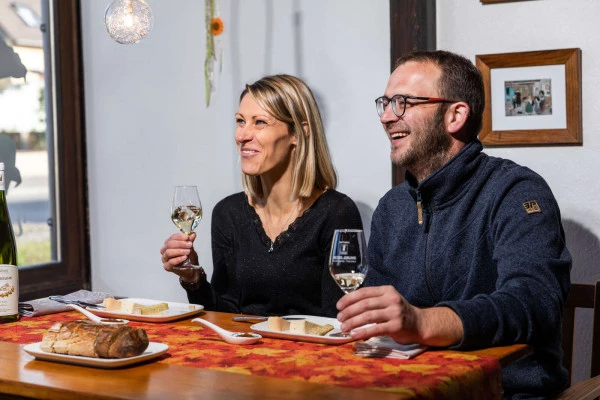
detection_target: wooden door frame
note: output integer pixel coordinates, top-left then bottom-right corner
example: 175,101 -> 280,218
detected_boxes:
389,0 -> 436,186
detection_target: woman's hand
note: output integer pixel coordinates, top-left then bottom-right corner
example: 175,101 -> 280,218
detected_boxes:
160,232 -> 198,281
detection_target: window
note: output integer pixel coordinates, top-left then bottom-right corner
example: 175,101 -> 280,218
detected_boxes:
11,2 -> 42,28
0,0 -> 89,301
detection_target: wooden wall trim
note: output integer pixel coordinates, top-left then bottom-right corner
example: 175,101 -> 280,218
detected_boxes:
389,0 -> 436,186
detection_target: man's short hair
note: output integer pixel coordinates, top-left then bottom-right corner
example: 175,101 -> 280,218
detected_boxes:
394,50 -> 485,142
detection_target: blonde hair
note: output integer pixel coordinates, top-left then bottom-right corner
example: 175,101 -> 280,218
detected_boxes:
239,74 -> 337,200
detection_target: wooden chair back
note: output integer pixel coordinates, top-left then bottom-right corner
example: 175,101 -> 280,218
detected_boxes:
562,280 -> 600,384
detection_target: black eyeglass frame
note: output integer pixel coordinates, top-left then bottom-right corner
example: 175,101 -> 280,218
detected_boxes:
375,94 -> 460,118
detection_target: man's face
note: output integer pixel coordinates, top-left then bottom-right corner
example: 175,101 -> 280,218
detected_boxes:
380,61 -> 452,175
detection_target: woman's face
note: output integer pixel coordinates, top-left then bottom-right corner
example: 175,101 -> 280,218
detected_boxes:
235,94 -> 297,178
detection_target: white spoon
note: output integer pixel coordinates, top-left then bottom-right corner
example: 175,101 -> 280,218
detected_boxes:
66,304 -> 129,325
192,318 -> 262,345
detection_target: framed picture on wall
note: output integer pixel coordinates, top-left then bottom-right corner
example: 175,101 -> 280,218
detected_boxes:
480,0 -> 534,3
475,48 -> 582,146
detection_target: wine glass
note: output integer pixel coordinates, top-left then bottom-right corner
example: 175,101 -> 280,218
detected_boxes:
328,229 -> 369,293
170,185 -> 203,270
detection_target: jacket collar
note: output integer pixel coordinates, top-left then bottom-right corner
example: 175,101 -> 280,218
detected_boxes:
406,140 -> 485,207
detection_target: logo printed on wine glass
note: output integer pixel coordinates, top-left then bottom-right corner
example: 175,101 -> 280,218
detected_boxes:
340,242 -> 349,255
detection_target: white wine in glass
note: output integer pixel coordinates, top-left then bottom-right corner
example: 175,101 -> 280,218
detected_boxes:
328,229 -> 369,293
171,185 -> 203,270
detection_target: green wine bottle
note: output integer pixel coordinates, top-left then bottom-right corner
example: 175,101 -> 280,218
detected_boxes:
0,162 -> 19,323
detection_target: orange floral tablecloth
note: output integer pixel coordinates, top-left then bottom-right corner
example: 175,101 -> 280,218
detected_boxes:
1,312 -> 502,399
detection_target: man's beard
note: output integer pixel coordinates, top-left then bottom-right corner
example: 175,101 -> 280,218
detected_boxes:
391,106 -> 452,180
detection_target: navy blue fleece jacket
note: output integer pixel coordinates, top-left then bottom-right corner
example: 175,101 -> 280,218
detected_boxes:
366,140 -> 571,399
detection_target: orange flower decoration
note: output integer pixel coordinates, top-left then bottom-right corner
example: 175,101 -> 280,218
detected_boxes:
211,17 -> 224,36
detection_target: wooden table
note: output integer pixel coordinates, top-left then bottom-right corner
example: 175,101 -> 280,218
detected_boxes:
0,311 -> 532,400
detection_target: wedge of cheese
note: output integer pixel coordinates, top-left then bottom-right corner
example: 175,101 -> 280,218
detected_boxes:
140,302 -> 169,315
120,300 -> 143,315
267,316 -> 291,331
103,298 -> 170,315
102,297 -> 123,311
289,320 -> 334,336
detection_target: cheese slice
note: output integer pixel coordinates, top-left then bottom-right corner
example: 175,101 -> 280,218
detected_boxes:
267,317 -> 290,331
105,299 -> 170,315
102,297 -> 122,311
289,320 -> 334,336
140,302 -> 169,315
120,300 -> 143,314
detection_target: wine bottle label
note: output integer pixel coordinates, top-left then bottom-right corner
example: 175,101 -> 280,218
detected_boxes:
0,264 -> 18,316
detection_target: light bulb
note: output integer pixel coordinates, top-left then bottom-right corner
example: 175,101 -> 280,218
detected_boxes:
104,0 -> 154,45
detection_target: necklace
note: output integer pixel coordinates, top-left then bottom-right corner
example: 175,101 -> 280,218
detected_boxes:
262,201 -> 300,253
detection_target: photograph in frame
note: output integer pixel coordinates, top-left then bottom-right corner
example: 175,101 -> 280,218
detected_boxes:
504,78 -> 552,118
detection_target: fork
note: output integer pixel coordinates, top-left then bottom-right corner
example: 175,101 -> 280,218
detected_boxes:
48,295 -> 105,309
231,316 -> 305,322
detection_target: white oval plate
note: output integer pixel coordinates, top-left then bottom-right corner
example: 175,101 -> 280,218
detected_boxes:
250,315 -> 355,345
23,341 -> 168,368
86,298 -> 204,323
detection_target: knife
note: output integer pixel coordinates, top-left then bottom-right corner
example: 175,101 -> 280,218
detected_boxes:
231,316 -> 306,322
49,295 -> 105,309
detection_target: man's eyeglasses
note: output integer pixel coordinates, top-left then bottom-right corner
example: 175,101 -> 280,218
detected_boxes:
375,94 -> 459,118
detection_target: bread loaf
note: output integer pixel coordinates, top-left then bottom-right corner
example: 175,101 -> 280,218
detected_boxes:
40,320 -> 149,358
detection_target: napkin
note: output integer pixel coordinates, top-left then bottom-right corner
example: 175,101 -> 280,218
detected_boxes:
18,289 -> 113,317
354,336 -> 427,359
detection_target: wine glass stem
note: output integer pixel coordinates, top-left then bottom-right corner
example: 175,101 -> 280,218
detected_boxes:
182,232 -> 193,266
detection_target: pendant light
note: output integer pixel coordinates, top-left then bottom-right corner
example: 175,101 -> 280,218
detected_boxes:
104,0 -> 154,45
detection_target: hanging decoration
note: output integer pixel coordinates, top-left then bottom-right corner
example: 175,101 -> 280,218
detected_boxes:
104,0 -> 154,45
205,0 -> 223,107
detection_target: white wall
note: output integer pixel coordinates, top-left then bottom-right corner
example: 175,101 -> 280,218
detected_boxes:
80,1 -> 389,300
437,0 -> 600,382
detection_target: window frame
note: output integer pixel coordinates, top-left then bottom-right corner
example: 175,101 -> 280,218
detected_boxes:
19,0 -> 90,301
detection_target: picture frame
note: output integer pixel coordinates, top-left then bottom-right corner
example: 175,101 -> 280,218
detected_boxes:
480,0 -> 533,3
475,48 -> 582,146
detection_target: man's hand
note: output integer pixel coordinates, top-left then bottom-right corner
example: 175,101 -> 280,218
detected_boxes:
336,285 -> 464,347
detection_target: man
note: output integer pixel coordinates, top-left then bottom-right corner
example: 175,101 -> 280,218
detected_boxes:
537,90 -> 547,114
336,50 -> 571,399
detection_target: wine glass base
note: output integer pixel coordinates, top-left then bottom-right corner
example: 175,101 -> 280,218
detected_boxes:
172,265 -> 203,272
330,332 -> 352,338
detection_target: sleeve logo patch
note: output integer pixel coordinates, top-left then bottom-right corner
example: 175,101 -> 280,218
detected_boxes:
523,200 -> 541,214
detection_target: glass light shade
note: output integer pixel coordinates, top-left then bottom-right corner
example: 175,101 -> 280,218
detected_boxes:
104,0 -> 154,45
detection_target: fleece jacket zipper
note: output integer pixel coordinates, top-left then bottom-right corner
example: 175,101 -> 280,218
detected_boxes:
416,191 -> 423,225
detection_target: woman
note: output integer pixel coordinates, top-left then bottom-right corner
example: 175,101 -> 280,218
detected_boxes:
160,74 -> 362,317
